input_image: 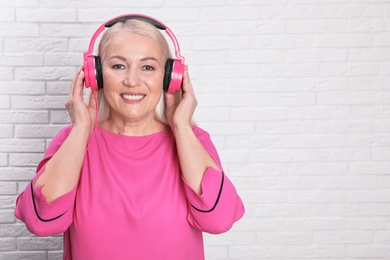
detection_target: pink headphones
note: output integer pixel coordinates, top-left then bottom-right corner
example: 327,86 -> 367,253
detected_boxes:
83,14 -> 185,93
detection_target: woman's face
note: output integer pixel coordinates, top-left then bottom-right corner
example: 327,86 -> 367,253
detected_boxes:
101,31 -> 165,125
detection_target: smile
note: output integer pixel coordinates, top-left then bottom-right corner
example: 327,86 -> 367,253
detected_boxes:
122,94 -> 145,101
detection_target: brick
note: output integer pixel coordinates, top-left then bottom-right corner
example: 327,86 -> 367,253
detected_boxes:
226,135 -> 284,149
287,49 -> 348,63
0,238 -> 16,251
350,162 -> 390,175
374,32 -> 390,46
229,246 -> 286,259
286,134 -> 346,148
44,53 -> 82,66
1,82 -> 45,95
15,125 -> 64,138
0,0 -> 38,7
40,0 -> 104,7
232,107 -> 289,120
0,210 -> 16,223
348,245 -> 390,258
203,246 -> 228,260
316,119 -> 375,133
290,106 -> 350,120
316,231 -> 373,244
0,139 -> 45,152
17,237 -> 63,250
259,5 -> 322,20
49,111 -> 71,124
256,121 -> 315,134
11,96 -> 67,109
346,217 -> 390,230
347,190 -> 390,202
0,23 -> 38,37
0,8 -> 15,22
17,8 -> 77,22
5,38 -> 67,53
48,251 -> 64,260
227,78 -> 287,93
228,50 -> 286,64
289,162 -> 348,176
227,20 -> 285,35
318,34 -> 374,48
0,168 -> 35,182
288,245 -> 345,258
9,153 -> 44,167
0,252 -> 46,260
286,19 -> 348,34
0,54 -> 43,66
200,7 -> 259,21
0,125 -> 13,138
257,232 -> 313,245
255,204 -> 313,217
285,218 -> 344,231
318,176 -> 377,189
0,111 -> 48,124
288,190 -> 345,203
256,92 -> 316,106
15,67 -> 75,81
0,182 -> 17,195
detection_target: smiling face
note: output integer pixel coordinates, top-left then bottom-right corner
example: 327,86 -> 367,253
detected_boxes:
101,31 -> 165,128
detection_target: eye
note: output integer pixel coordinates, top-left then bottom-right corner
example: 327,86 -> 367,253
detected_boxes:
143,65 -> 154,71
112,64 -> 125,70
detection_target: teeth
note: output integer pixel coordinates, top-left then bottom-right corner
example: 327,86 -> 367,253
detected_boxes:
122,94 -> 144,101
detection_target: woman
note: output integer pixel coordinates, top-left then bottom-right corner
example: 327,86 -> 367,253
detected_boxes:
15,16 -> 244,260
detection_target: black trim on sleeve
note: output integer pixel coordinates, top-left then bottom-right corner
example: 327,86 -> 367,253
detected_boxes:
30,182 -> 67,222
191,172 -> 225,213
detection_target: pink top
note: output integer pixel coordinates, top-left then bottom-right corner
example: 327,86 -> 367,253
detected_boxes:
15,125 -> 244,260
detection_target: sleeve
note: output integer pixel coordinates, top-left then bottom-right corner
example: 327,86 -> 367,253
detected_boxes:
14,126 -> 77,236
183,126 -> 245,234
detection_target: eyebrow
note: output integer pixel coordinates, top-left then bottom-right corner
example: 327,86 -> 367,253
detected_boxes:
109,55 -> 160,64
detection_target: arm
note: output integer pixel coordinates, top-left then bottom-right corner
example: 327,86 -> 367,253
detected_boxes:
165,66 -> 245,233
166,66 -> 218,194
34,67 -> 96,203
183,127 -> 245,234
15,126 -> 78,236
15,67 -> 97,236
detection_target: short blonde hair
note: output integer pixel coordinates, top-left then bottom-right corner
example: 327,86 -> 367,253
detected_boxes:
96,18 -> 177,125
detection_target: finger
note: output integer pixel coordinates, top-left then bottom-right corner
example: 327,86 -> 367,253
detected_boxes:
181,65 -> 195,95
73,70 -> 85,99
69,66 -> 83,96
88,89 -> 98,109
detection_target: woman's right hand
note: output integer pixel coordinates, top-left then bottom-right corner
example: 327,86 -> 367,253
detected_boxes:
65,66 -> 98,137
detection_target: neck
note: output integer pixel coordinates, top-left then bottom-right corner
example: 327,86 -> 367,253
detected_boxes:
99,118 -> 168,136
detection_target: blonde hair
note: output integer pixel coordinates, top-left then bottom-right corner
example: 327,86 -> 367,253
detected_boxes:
96,18 -> 180,125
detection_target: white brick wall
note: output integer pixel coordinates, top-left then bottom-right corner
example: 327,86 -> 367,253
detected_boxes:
1,0 -> 389,259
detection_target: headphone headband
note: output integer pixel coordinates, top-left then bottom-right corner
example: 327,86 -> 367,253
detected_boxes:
83,14 -> 185,93
84,14 -> 184,63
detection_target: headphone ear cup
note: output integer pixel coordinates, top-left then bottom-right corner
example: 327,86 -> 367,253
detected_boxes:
84,55 -> 97,90
164,58 -> 184,93
83,55 -> 103,90
95,56 -> 103,89
163,59 -> 174,92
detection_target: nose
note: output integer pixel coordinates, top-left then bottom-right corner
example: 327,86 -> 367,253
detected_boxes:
123,68 -> 141,87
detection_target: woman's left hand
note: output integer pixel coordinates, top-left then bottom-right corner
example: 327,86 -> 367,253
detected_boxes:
165,65 -> 197,131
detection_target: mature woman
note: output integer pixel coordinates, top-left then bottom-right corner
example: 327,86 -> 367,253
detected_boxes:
15,15 -> 244,260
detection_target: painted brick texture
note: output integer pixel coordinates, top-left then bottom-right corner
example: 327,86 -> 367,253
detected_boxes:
1,0 -> 390,259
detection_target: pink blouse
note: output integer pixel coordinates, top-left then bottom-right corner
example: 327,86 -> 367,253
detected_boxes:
15,126 -> 244,260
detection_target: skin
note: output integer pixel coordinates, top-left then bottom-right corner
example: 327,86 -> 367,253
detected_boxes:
34,31 -> 220,203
